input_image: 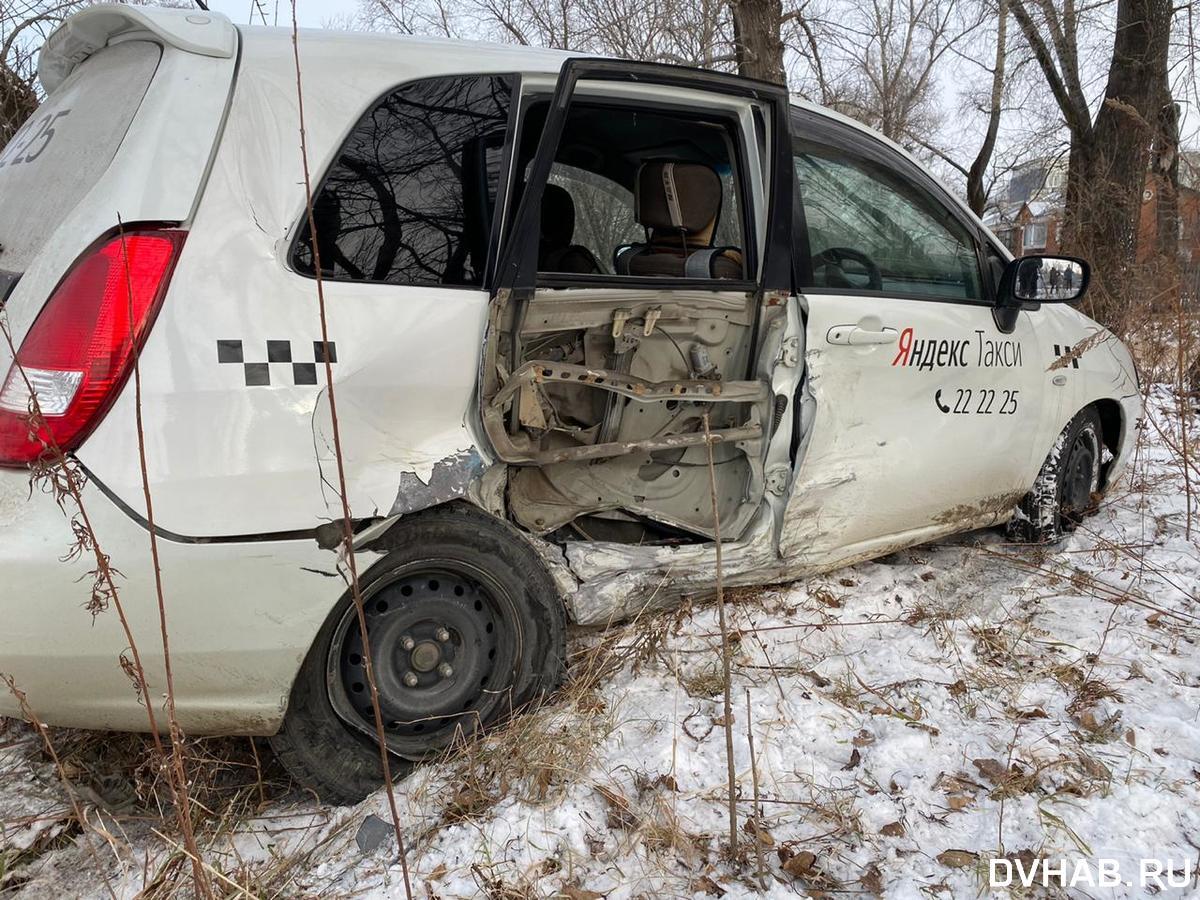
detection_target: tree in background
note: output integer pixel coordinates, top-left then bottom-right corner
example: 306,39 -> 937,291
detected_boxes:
6,0 -> 1197,325
794,0 -> 985,144
0,0 -> 71,148
0,57 -> 38,149
357,0 -> 736,68
1010,0 -> 1178,314
731,0 -> 785,82
962,0 -> 1007,215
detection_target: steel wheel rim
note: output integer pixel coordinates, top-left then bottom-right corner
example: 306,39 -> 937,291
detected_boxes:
325,559 -> 522,758
1061,428 -> 1098,520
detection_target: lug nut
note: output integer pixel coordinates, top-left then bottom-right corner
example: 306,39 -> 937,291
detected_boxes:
438,663 -> 453,678
403,671 -> 419,687
435,628 -> 450,642
400,636 -> 415,651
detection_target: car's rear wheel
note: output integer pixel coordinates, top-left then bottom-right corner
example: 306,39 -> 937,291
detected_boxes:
270,505 -> 566,805
1009,406 -> 1103,543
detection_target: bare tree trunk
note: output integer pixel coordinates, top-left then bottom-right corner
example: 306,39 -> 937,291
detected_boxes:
1152,98 -> 1180,264
729,0 -> 785,84
966,0 -> 1007,216
1013,0 -> 1175,319
1068,0 -> 1172,271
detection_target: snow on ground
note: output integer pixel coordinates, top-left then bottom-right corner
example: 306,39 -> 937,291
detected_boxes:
2,386 -> 1198,898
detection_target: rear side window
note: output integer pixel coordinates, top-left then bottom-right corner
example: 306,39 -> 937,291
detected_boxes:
545,164 -> 641,274
794,138 -> 983,301
293,75 -> 513,288
0,42 -> 160,273
520,101 -> 750,282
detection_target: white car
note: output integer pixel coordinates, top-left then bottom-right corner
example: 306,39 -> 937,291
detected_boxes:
0,6 -> 1141,801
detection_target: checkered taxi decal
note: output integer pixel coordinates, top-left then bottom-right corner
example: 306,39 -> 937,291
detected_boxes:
1053,343 -> 1081,369
217,340 -> 337,386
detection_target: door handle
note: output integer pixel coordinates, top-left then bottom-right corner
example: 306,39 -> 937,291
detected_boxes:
826,325 -> 899,346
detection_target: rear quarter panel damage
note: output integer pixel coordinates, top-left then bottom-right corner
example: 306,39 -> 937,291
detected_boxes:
78,30 -> 522,538
389,449 -> 486,516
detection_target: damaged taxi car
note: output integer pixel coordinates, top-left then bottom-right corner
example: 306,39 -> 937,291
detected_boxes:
0,6 -> 1142,801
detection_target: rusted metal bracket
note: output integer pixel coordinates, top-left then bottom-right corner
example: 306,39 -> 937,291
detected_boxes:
491,360 -> 768,409
482,359 -> 765,465
533,424 -> 761,464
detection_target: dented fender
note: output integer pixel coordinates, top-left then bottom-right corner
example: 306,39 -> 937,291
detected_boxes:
349,448 -> 488,550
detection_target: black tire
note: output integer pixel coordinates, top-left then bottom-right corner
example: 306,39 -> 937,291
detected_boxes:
1009,406 -> 1104,544
270,504 -> 567,805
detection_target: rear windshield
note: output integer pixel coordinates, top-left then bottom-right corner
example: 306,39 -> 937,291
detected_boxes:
0,41 -> 160,273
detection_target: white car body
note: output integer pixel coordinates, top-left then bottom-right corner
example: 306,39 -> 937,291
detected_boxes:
0,7 -> 1141,735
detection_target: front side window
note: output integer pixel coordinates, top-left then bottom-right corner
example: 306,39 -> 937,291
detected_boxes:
293,74 -> 513,287
794,138 -> 983,301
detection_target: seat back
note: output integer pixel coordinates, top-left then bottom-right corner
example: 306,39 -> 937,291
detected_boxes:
538,183 -> 601,274
616,161 -> 743,279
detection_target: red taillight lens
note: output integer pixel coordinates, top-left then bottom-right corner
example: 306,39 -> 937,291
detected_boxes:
0,230 -> 185,466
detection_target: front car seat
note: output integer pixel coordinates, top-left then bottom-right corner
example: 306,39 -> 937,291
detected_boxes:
615,161 -> 743,279
539,183 -> 601,274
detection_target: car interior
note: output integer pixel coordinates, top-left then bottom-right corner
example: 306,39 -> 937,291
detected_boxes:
538,183 -> 602,274
522,102 -> 747,281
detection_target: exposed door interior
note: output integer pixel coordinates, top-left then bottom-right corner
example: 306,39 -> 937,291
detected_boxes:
482,63 -> 793,545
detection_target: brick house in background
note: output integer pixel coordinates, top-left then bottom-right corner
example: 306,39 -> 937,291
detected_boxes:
985,152 -> 1200,267
1137,161 -> 1200,266
985,157 -> 1067,257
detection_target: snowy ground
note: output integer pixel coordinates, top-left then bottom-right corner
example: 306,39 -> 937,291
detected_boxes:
2,385 -> 1198,898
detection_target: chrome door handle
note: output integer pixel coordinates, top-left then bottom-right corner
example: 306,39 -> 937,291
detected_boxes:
827,325 -> 899,346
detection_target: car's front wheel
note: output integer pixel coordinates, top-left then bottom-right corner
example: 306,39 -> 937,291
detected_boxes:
270,505 -> 567,805
1009,406 -> 1104,543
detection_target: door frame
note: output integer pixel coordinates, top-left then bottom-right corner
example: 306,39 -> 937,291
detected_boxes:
490,57 -> 797,299
475,59 -> 803,541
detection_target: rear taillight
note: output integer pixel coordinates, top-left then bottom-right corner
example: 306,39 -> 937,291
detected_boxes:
0,229 -> 185,466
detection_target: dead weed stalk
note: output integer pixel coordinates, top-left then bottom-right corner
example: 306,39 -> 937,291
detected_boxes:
702,412 -> 738,860
0,676 -> 118,900
744,687 -> 767,890
0,312 -> 210,898
1173,289 -> 1194,539
288,8 -> 412,894
116,219 -> 211,899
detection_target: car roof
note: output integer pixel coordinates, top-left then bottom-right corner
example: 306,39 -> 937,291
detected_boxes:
43,6 -> 991,245
234,18 -> 962,200
244,21 -> 581,74
42,6 -> 878,149
248,24 -> 924,170
40,5 -> 578,91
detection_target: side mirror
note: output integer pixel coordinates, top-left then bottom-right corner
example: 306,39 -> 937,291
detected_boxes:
1000,255 -> 1090,305
993,254 -> 1090,333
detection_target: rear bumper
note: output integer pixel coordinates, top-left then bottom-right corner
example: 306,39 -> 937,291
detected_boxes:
0,466 -> 344,734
